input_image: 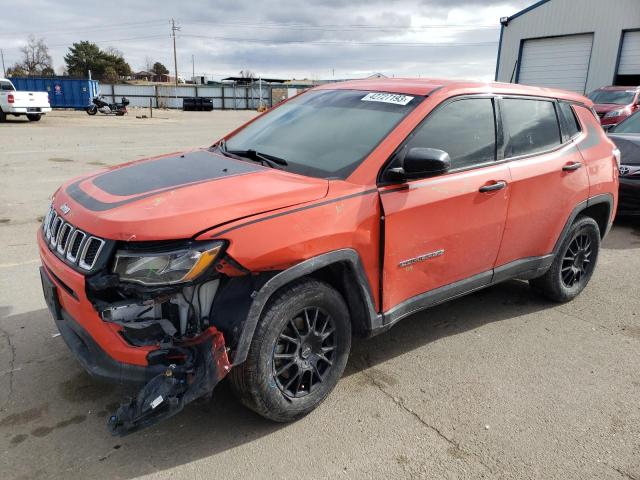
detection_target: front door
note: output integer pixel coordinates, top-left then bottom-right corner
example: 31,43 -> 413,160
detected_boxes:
379,97 -> 510,313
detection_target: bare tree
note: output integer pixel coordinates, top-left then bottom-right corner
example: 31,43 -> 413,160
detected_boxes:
19,35 -> 53,75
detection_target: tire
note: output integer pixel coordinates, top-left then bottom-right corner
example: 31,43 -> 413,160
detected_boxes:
27,114 -> 41,122
530,215 -> 600,302
229,278 -> 351,422
86,106 -> 97,115
0,109 -> 6,123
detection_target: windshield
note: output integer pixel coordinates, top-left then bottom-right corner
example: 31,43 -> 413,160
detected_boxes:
612,111 -> 640,134
0,80 -> 15,91
224,89 -> 423,179
588,89 -> 636,105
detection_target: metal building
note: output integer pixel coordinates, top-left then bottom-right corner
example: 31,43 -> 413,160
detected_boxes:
495,0 -> 640,93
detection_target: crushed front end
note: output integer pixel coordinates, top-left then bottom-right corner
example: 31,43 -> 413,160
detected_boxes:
37,205 -> 255,436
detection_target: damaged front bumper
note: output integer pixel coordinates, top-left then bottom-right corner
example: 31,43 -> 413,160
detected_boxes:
107,326 -> 230,436
40,265 -> 231,436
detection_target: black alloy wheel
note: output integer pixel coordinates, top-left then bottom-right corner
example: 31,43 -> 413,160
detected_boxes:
228,278 -> 351,422
560,233 -> 593,288
273,307 -> 337,398
530,215 -> 600,302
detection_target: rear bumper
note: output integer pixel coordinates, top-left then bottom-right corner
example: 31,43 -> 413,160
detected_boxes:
6,107 -> 52,114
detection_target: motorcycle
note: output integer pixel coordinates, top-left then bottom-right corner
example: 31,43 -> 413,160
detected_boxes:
85,95 -> 130,116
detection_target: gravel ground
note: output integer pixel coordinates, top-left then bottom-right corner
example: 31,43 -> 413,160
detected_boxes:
1,110 -> 639,480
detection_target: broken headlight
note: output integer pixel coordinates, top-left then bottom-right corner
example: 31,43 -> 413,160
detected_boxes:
113,241 -> 224,286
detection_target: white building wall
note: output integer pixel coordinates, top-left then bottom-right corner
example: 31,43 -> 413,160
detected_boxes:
496,0 -> 640,93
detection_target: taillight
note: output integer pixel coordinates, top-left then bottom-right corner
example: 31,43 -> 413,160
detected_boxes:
7,94 -> 14,104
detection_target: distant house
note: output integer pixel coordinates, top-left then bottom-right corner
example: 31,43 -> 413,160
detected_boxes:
132,71 -> 173,83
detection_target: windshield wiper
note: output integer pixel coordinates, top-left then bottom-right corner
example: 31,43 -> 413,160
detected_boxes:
228,149 -> 288,169
211,142 -> 288,169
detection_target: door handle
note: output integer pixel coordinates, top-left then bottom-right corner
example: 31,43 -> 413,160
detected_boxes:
562,162 -> 582,171
479,181 -> 507,193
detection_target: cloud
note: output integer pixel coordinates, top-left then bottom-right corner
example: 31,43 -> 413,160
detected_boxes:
0,0 -> 532,80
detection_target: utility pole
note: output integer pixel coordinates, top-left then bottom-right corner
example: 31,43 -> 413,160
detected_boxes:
1,49 -> 6,77
171,18 -> 180,87
192,54 -> 195,80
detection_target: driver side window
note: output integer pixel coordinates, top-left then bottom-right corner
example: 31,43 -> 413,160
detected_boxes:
405,98 -> 497,170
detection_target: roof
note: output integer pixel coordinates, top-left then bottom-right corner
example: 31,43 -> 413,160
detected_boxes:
314,78 -> 592,104
506,0 -> 551,23
597,85 -> 640,91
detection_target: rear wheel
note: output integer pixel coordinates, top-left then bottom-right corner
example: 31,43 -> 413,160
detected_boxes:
86,106 -> 97,115
27,114 -> 41,122
229,278 -> 351,422
530,215 -> 600,302
0,109 -> 6,122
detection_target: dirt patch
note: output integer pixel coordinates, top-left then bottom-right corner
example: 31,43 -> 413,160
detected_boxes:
0,405 -> 48,428
30,414 -> 86,438
59,372 -> 115,402
10,434 -> 28,446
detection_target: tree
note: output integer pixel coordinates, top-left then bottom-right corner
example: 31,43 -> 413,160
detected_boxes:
6,64 -> 27,77
152,62 -> 169,75
64,41 -> 103,78
103,66 -> 119,83
64,41 -> 132,81
8,35 -> 53,76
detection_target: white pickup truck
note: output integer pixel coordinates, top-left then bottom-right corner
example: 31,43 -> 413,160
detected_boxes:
0,78 -> 51,122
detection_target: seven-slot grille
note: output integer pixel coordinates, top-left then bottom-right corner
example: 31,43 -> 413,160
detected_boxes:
42,205 -> 105,271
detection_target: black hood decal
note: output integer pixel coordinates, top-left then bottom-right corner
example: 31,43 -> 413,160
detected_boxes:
66,150 -> 262,211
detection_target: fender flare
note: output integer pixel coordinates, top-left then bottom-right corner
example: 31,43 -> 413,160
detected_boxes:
552,193 -> 614,256
232,248 -> 381,365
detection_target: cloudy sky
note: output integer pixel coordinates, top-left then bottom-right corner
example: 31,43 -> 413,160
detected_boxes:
1,0 -> 532,81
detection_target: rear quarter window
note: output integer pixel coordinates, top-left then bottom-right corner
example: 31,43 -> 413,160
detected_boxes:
558,102 -> 582,140
502,98 -> 562,158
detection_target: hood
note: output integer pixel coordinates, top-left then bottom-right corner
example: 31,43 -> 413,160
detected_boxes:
609,134 -> 640,166
53,149 -> 329,241
594,103 -> 632,113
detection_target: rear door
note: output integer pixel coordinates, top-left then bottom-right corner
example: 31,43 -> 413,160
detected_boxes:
379,96 -> 510,312
495,97 -> 590,269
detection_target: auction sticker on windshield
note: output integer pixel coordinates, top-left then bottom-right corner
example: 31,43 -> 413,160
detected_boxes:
361,92 -> 414,105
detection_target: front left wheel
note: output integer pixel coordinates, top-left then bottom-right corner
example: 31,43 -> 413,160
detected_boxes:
229,278 -> 351,422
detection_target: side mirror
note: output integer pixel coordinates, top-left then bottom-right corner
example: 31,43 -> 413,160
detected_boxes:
387,148 -> 451,181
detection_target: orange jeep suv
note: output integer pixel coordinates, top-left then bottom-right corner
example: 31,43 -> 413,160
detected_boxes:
38,79 -> 619,435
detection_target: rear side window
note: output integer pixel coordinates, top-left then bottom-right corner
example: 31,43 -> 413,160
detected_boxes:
558,102 -> 582,139
502,99 -> 561,158
405,98 -> 496,169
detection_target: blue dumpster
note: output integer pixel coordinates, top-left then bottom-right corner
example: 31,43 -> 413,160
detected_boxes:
9,77 -> 99,109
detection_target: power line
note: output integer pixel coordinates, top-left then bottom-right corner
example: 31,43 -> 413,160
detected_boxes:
0,20 -> 168,38
0,34 -> 170,51
185,20 -> 498,31
180,34 -> 497,47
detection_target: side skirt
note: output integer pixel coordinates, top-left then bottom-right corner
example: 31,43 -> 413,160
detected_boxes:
373,254 -> 554,336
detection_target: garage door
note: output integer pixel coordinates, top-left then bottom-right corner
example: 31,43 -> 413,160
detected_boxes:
618,30 -> 640,76
517,34 -> 593,93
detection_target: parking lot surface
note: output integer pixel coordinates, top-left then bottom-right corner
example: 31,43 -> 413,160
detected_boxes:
1,110 -> 639,479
